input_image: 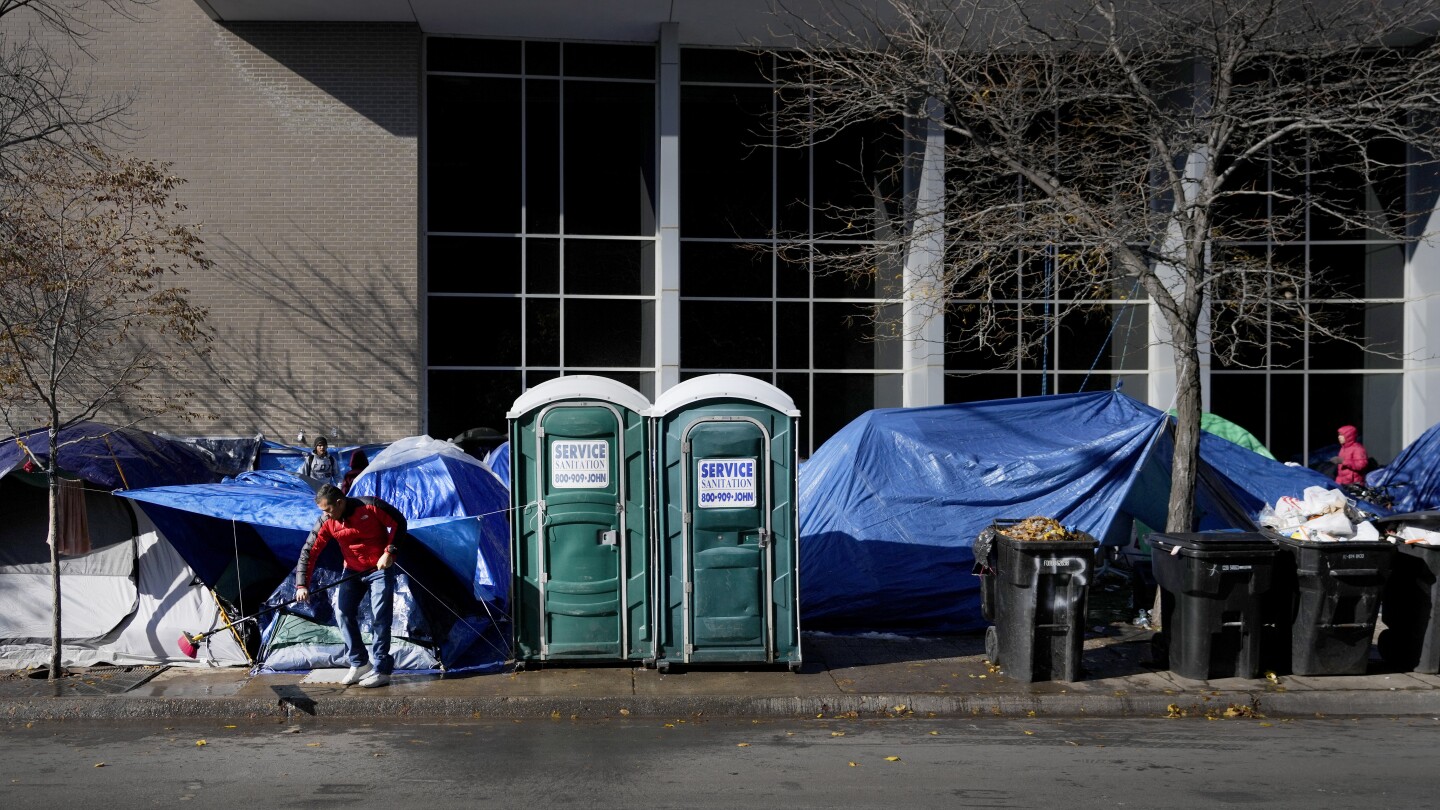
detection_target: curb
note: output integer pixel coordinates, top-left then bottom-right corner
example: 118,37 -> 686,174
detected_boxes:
4,690 -> 1438,722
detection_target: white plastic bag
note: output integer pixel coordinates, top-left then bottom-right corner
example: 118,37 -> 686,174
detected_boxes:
1352,521 -> 1380,543
1301,486 -> 1347,516
1301,511 -> 1355,538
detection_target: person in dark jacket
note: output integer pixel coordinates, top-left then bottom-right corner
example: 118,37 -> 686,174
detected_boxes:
300,436 -> 339,486
1334,425 -> 1369,486
294,484 -> 406,687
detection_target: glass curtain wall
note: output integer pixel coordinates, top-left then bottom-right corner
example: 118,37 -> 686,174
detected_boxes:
425,38 -> 657,439
679,49 -> 904,455
1209,139 -> 1406,466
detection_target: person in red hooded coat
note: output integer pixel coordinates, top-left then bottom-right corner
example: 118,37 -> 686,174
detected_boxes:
1334,425 -> 1369,486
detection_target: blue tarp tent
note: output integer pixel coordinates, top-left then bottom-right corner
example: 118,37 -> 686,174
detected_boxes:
483,441 -> 510,488
797,391 -> 1371,633
1366,421 -> 1440,514
0,423 -> 247,668
0,422 -> 222,489
118,440 -> 511,672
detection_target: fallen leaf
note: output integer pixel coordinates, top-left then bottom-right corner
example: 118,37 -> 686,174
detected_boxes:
619,708 -> 631,716
224,725 -> 237,729
195,740 -> 207,747
306,742 -> 321,747
1023,731 -> 1034,735
831,731 -> 845,737
848,761 -> 859,767
1026,710 -> 1036,717
884,756 -> 901,762
550,710 -> 561,719
94,763 -> 105,768
737,743 -> 750,748
928,731 -> 939,736
1259,722 -> 1273,728
892,704 -> 907,712
664,723 -> 675,728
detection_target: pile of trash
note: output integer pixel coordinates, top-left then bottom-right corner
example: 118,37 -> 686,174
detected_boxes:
1381,521 -> 1440,547
1259,486 -> 1380,542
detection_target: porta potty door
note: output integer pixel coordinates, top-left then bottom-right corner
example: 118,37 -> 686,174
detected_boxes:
685,420 -> 771,658
508,377 -> 650,663
652,374 -> 801,671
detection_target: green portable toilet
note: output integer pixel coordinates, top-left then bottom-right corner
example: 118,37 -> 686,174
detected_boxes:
507,375 -> 651,664
650,374 -> 801,671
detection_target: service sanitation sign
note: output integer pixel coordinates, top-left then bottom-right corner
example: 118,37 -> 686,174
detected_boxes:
550,440 -> 610,488
696,457 -> 757,509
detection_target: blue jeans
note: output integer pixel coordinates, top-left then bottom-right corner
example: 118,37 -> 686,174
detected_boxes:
336,567 -> 394,675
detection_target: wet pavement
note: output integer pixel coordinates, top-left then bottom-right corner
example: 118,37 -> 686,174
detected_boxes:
3,624 -> 1439,722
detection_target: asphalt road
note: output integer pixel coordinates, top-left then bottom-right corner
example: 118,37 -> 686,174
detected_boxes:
2,714 -> 1433,808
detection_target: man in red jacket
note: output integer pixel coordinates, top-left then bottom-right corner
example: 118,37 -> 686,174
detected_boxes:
295,484 -> 405,687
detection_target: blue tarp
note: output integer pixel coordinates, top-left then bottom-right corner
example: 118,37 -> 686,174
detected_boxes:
797,391 -> 1371,633
118,439 -> 512,672
1367,421 -> 1440,513
483,442 -> 510,488
0,422 -> 221,489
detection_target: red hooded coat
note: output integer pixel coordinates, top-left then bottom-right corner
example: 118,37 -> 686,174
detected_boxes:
1335,425 -> 1368,486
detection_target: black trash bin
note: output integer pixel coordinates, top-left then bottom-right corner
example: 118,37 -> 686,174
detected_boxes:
1265,529 -> 1394,676
975,520 -> 1097,682
1373,512 -> 1440,674
1148,532 -> 1277,680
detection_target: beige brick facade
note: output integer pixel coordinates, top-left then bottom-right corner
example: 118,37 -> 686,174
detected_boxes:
51,1 -> 423,442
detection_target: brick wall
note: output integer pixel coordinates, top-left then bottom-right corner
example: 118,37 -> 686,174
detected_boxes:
31,1 -> 423,442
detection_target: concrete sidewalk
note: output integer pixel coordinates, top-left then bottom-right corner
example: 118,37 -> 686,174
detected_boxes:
3,625 -> 1439,722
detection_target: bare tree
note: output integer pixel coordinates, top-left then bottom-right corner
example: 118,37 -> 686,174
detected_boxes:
0,1 -> 148,173
0,142 -> 211,677
770,0 -> 1440,531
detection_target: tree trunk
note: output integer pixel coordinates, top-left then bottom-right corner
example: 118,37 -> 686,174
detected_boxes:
47,425 -> 62,680
1167,341 -> 1203,533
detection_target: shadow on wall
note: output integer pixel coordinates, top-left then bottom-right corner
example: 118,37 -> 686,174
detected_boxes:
220,21 -> 420,139
171,233 -> 419,441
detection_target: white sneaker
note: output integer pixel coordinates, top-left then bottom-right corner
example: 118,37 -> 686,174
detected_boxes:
340,663 -> 373,685
358,671 -> 390,688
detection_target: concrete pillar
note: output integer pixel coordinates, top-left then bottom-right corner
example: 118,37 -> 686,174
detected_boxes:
902,96 -> 947,407
655,22 -> 682,398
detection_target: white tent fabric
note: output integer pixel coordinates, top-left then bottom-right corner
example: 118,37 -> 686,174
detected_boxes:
0,520 -> 248,669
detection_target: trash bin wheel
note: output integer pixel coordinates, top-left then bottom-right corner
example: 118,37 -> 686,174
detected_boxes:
1377,627 -> 1421,672
788,660 -> 802,673
985,624 -> 1000,665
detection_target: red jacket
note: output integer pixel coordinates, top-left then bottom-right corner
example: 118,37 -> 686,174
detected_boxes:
295,498 -> 401,586
1335,425 -> 1368,486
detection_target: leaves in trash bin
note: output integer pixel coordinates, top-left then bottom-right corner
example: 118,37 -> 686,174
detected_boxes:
1002,517 -> 1072,542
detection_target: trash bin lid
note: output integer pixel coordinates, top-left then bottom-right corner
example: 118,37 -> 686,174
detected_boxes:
1150,531 -> 1277,555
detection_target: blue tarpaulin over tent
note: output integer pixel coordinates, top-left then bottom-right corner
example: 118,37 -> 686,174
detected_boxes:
1366,421 -> 1440,514
118,442 -> 511,672
484,442 -> 510,488
0,422 -> 221,490
797,391 -> 1374,633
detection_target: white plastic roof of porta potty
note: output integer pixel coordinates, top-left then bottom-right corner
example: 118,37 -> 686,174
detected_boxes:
505,374 -> 652,418
649,373 -> 800,418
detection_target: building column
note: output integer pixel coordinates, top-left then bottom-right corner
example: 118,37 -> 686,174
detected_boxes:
654,23 -> 682,399
1148,147 -> 1213,413
1404,201 -> 1440,446
902,96 -> 946,407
